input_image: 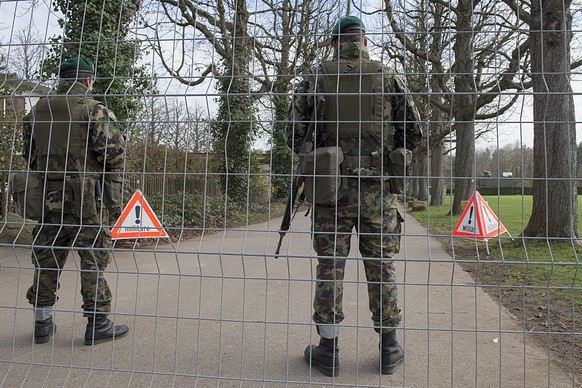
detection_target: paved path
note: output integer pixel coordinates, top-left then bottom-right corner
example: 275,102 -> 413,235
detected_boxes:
0,210 -> 576,387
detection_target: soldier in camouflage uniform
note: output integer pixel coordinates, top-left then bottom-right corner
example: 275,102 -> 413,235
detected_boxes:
285,16 -> 422,376
23,57 -> 129,345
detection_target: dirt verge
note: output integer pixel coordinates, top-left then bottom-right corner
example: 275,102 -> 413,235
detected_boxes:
449,242 -> 581,384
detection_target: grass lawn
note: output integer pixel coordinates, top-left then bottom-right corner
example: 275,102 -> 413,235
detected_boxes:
409,195 -> 582,305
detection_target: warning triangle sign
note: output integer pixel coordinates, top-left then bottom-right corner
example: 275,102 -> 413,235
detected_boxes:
452,191 -> 508,241
111,190 -> 169,240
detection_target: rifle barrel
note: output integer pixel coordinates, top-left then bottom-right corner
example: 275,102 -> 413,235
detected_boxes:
274,179 -> 300,258
274,94 -> 323,258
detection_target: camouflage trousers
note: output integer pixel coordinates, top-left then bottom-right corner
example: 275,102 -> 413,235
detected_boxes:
26,210 -> 113,317
311,178 -> 402,334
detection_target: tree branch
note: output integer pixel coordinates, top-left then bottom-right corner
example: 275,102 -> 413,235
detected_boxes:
474,92 -> 521,120
475,37 -> 530,109
500,0 -> 534,25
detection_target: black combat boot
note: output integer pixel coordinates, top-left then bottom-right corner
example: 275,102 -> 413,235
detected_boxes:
304,337 -> 339,376
34,317 -> 56,344
380,330 -> 404,375
85,315 -> 129,346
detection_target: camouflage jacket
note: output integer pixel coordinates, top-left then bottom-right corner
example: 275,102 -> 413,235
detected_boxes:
22,80 -> 125,211
23,80 -> 125,171
284,41 -> 423,162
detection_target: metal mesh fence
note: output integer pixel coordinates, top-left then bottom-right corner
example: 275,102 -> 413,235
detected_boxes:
1,0 -> 581,387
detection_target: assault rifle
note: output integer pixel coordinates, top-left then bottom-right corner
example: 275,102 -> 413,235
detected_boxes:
274,96 -> 324,258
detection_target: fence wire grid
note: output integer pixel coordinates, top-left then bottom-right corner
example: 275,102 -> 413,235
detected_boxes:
1,0 -> 581,387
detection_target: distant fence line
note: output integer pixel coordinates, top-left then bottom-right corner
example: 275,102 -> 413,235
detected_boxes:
1,173 -> 224,218
476,177 -> 582,195
2,172 -> 274,219
125,173 -> 222,198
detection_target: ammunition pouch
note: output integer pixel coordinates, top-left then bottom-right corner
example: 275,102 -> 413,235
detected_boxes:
342,154 -> 382,177
103,172 -> 123,208
10,172 -> 44,221
67,175 -> 99,218
387,148 -> 412,194
300,146 -> 344,206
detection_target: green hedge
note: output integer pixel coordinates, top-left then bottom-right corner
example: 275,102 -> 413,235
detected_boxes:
477,186 -> 582,195
477,186 -> 533,195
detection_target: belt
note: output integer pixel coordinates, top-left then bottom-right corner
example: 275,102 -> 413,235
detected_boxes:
344,154 -> 376,169
46,179 -> 65,191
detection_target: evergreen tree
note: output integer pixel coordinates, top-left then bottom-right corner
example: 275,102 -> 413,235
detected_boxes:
212,59 -> 257,202
270,90 -> 294,200
43,0 -> 154,124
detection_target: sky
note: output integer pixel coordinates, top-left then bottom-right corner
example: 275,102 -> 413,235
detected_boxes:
1,0 -> 581,150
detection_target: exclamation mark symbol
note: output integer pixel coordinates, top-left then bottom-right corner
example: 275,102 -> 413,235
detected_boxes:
468,206 -> 474,224
135,205 -> 141,224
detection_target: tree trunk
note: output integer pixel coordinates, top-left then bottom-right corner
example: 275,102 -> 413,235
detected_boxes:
409,157 -> 419,199
0,175 -> 6,218
451,0 -> 477,215
523,0 -> 578,238
416,148 -> 429,201
428,62 -> 447,206
430,138 -> 446,206
213,1 -> 256,202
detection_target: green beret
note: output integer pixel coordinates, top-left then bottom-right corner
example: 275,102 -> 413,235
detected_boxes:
330,16 -> 365,41
59,57 -> 95,77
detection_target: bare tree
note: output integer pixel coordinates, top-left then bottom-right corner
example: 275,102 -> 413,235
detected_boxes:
503,0 -> 579,238
184,102 -> 212,153
126,96 -> 212,175
147,0 -> 335,93
384,0 -> 529,214
6,27 -> 45,80
146,0 -> 337,201
131,96 -> 210,151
